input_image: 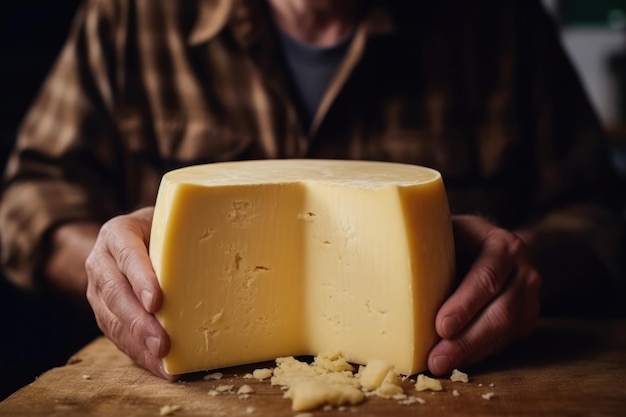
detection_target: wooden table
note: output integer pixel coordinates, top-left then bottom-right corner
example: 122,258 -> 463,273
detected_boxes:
2,318 -> 625,416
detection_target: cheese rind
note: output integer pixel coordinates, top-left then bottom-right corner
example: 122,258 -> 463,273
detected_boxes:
150,159 -> 455,375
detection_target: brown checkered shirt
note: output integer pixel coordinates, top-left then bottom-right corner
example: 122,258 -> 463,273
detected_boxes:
1,0 -> 623,290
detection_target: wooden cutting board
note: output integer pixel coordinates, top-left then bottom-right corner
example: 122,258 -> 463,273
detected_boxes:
2,318 -> 625,416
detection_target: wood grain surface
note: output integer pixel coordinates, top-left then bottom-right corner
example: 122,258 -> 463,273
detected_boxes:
2,318 -> 625,416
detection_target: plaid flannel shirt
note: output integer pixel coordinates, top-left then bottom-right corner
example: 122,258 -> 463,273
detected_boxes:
1,0 -> 623,290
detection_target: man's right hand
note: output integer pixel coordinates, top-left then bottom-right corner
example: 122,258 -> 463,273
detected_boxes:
85,206 -> 178,380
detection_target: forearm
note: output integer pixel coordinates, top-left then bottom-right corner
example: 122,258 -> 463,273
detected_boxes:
45,222 -> 101,304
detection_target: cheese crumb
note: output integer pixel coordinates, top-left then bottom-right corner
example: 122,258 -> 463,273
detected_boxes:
482,392 -> 495,400
203,372 -> 224,381
450,369 -> 469,383
271,354 -> 364,411
375,382 -> 404,399
452,389 -> 461,397
285,379 -> 364,412
215,384 -> 234,392
208,390 -> 219,397
245,406 -> 256,414
414,374 -> 443,392
398,396 -> 426,405
357,359 -> 395,391
159,405 -> 181,416
243,373 -> 254,379
237,385 -> 255,394
314,352 -> 354,373
81,375 -> 92,380
252,368 -> 273,380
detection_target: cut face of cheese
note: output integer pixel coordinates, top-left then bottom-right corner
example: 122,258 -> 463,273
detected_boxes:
150,159 -> 455,376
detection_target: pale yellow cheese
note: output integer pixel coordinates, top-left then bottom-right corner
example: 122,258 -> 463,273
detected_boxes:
150,159 -> 455,376
415,374 -> 443,392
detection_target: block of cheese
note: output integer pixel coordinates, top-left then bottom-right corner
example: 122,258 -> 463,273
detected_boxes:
149,159 -> 455,376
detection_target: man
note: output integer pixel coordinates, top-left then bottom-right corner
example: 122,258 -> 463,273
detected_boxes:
1,0 -> 623,381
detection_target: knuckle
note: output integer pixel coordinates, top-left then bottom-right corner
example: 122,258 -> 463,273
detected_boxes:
487,302 -> 516,334
98,277 -> 123,308
107,315 -> 124,342
98,220 -> 115,241
506,233 -> 527,258
525,269 -> 542,293
85,283 -> 96,306
476,264 -> 502,298
117,245 -> 136,275
128,314 -> 147,340
84,254 -> 95,275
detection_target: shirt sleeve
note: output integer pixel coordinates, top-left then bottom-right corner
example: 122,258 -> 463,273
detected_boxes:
0,0 -> 125,290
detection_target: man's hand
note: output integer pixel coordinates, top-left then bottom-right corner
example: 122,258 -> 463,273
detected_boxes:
428,215 -> 542,375
85,207 -> 177,380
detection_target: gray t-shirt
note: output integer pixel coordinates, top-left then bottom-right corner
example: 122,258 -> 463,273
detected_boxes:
277,28 -> 354,129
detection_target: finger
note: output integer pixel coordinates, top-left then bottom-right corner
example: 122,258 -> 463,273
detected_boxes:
93,294 -> 177,381
428,268 -> 540,375
437,229 -> 521,339
463,266 -> 541,365
98,212 -> 161,314
86,247 -> 174,379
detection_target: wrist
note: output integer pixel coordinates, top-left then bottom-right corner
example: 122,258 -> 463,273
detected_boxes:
45,221 -> 101,303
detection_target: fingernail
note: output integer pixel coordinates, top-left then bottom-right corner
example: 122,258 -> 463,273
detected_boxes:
145,336 -> 161,357
141,290 -> 153,311
441,314 -> 459,338
159,363 -> 168,378
433,354 -> 453,374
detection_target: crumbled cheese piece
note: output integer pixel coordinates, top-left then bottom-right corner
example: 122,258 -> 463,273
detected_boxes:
245,406 -> 256,414
208,390 -> 219,397
159,404 -> 181,416
450,369 -> 469,383
314,352 -> 355,373
252,368 -> 273,381
243,373 -> 254,379
482,392 -> 495,400
271,354 -> 364,411
82,375 -> 92,380
375,382 -> 404,399
237,385 -> 255,394
215,384 -> 234,392
285,379 -> 364,411
203,372 -> 224,381
452,389 -> 461,397
478,383 -> 483,387
357,359 -> 395,391
398,396 -> 426,405
414,374 -> 443,392
489,383 -> 495,387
